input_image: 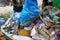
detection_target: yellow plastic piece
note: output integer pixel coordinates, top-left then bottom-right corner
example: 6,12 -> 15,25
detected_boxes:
18,29 -> 31,37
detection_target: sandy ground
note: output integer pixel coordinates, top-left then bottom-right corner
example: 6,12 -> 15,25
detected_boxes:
0,6 -> 13,15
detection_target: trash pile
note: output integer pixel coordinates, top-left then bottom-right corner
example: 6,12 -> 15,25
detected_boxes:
39,6 -> 60,40
0,13 -> 12,40
0,6 -> 60,40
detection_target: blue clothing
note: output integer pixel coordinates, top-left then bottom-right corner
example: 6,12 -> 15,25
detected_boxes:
0,20 -> 5,25
10,13 -> 20,23
20,0 -> 40,26
58,35 -> 60,40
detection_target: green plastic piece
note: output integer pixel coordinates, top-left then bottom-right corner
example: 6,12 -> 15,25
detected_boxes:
53,0 -> 60,8
48,14 -> 54,19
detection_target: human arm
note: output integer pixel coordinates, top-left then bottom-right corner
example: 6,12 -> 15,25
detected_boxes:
10,0 -> 15,6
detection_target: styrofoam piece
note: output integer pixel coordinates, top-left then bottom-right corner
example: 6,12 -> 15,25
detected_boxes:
30,26 -> 37,36
13,35 -> 33,40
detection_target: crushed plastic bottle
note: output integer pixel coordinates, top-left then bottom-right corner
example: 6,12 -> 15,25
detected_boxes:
53,16 -> 59,24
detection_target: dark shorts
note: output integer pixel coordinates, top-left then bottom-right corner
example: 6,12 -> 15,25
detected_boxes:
13,6 -> 23,12
48,2 -> 53,6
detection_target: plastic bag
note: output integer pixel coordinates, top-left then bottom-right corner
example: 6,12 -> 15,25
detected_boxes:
20,0 -> 40,26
